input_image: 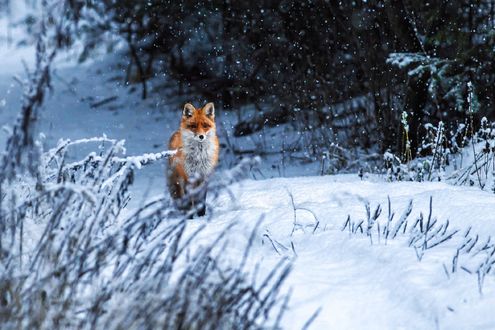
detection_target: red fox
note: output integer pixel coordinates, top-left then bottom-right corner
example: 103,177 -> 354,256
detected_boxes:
167,102 -> 219,216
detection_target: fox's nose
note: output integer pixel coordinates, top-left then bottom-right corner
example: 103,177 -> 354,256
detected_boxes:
198,135 -> 205,140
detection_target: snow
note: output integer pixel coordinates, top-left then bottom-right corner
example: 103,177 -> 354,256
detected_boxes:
204,176 -> 495,329
0,3 -> 38,73
1,17 -> 495,330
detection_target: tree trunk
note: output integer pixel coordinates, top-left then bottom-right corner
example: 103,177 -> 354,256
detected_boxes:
384,0 -> 428,157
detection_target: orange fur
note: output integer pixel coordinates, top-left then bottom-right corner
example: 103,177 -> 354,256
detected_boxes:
167,102 -> 219,202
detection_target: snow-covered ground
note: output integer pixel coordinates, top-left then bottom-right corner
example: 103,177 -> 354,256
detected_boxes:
1,17 -> 495,330
208,176 -> 495,329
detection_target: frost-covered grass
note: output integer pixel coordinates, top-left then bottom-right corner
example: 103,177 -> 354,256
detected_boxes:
0,135 -> 291,329
384,115 -> 495,192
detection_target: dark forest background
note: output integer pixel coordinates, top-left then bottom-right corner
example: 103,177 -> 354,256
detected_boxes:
3,0 -> 495,161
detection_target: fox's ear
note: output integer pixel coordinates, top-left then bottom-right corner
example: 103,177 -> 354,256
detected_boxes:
183,103 -> 195,117
203,102 -> 215,118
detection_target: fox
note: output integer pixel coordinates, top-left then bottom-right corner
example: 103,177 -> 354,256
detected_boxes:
167,102 -> 219,217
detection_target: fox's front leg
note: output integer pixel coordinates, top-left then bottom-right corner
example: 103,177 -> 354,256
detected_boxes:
191,179 -> 207,217
196,192 -> 206,217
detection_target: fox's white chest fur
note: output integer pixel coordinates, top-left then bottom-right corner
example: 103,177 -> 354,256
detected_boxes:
182,130 -> 216,178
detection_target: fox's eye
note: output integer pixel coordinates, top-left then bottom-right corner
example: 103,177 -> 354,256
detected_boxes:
188,124 -> 197,129
202,123 -> 211,129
